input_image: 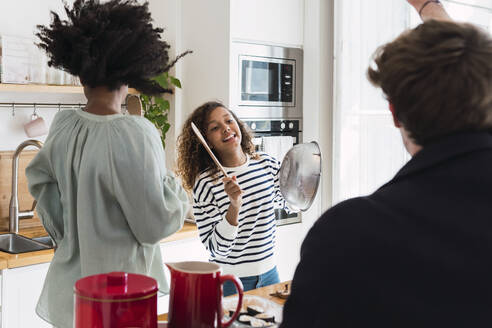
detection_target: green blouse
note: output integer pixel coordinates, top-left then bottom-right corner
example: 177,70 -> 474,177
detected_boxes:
26,109 -> 188,328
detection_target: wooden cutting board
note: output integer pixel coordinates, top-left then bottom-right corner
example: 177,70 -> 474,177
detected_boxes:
0,150 -> 43,232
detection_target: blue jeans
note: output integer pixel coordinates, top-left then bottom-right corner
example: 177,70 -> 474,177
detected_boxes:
222,266 -> 280,297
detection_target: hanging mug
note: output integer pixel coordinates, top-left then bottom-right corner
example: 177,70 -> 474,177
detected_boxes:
24,109 -> 48,138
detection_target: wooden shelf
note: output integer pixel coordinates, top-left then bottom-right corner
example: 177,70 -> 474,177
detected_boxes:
0,83 -> 139,95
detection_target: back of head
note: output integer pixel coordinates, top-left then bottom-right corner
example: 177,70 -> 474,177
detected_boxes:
37,0 -> 188,95
368,20 -> 492,146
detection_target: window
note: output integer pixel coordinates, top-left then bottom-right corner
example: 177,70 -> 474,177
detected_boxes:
332,0 -> 410,204
332,0 -> 492,205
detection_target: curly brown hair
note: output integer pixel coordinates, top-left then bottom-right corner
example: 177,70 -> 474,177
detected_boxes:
176,101 -> 258,191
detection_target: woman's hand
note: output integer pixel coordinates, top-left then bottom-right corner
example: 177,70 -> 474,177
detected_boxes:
223,176 -> 243,208
223,176 -> 242,226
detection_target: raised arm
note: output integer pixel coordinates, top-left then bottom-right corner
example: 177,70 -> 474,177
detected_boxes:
407,0 -> 452,21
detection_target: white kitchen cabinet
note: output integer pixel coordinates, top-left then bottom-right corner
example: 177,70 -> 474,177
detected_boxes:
160,237 -> 209,272
160,228 -> 303,283
275,224 -> 304,282
0,239 -> 208,324
230,0 -> 304,47
0,238 -> 208,325
0,262 -> 51,328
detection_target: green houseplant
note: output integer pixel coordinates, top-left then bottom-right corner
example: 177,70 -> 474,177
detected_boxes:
140,71 -> 183,149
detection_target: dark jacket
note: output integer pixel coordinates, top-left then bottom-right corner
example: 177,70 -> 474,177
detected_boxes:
281,132 -> 492,328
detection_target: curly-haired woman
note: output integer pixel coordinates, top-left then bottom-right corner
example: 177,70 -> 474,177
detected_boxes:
25,1 -> 190,326
176,101 -> 294,296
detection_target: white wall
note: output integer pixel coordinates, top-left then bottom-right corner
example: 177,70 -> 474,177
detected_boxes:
304,0 -> 334,215
147,0 -> 182,169
230,0 -> 304,47
0,0 -> 86,151
178,0 -> 230,124
0,0 -> 67,38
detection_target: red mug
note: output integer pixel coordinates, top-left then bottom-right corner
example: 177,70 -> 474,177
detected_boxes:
166,261 -> 243,328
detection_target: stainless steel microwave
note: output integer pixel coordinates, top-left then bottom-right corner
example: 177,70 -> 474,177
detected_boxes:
230,42 -> 303,119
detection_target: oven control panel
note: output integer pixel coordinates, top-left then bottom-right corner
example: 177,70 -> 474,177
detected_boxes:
244,120 -> 300,132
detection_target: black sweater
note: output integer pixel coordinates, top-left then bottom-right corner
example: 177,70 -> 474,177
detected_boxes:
281,132 -> 492,328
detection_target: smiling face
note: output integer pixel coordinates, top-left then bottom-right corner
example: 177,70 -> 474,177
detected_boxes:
205,106 -> 243,158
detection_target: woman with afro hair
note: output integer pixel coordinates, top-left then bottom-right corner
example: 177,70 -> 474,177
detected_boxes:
25,1 -> 190,326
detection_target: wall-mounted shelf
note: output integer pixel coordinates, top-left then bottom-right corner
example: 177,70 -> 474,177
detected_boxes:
0,83 -> 138,94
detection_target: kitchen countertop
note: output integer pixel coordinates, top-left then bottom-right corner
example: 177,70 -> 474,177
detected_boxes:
236,281 -> 291,306
0,222 -> 198,270
158,281 -> 292,322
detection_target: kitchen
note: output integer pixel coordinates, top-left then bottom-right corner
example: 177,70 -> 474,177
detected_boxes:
0,0 -> 491,327
0,0 -> 328,326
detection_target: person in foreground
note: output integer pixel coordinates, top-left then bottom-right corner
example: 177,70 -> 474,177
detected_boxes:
176,101 -> 294,296
25,1 -> 189,327
281,1 -> 492,327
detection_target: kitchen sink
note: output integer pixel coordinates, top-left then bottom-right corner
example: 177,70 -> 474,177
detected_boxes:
32,236 -> 56,248
0,233 -> 52,254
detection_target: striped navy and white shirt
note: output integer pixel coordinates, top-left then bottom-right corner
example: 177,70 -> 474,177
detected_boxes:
192,152 -> 286,277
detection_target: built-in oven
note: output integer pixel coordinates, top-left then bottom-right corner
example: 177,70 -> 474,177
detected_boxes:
243,119 -> 302,226
230,42 -> 303,119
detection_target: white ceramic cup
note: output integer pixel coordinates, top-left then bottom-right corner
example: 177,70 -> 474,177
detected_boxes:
24,113 -> 48,138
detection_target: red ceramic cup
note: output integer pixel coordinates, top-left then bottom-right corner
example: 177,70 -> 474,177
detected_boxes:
74,272 -> 158,328
166,261 -> 244,328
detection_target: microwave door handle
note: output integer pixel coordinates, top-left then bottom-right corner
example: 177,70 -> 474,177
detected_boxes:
245,61 -> 253,94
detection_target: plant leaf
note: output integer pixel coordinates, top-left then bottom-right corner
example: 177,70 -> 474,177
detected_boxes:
148,106 -> 160,117
153,73 -> 169,89
140,94 -> 150,104
155,115 -> 167,126
141,71 -> 185,149
154,97 -> 170,111
169,76 -> 182,88
162,123 -> 171,134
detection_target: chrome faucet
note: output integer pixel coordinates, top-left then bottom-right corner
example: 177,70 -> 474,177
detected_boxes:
9,139 -> 43,234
